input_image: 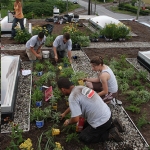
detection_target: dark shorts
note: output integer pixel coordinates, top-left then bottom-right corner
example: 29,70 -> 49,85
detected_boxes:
92,82 -> 117,103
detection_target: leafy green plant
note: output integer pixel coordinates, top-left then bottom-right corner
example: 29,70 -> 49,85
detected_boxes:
78,36 -> 90,47
32,25 -> 49,36
6,123 -> 24,150
136,70 -> 148,81
53,87 -> 63,101
37,132 -> 55,150
70,71 -> 87,85
66,133 -> 79,143
125,105 -> 140,113
45,35 -> 56,47
51,112 -> 61,124
137,113 -> 149,129
50,96 -> 57,106
117,23 -> 130,38
80,145 -> 94,150
60,67 -> 74,78
119,82 -> 129,93
31,88 -> 43,104
30,107 -> 47,121
35,63 -> 44,72
131,80 -> 141,86
62,124 -> 76,134
14,28 -> 31,44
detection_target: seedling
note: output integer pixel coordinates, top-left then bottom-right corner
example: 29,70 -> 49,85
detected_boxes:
59,67 -> 73,78
125,105 -> 140,113
62,57 -> 70,67
137,113 -> 149,129
65,133 -> 79,143
35,62 -> 44,72
53,87 -> 63,101
30,107 -> 46,121
31,88 -> 44,106
51,112 -> 61,124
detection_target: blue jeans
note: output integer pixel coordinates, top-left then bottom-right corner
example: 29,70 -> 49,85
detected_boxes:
11,18 -> 24,37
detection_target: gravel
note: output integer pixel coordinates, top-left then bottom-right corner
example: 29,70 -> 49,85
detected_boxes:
71,50 -> 149,149
1,61 -> 32,133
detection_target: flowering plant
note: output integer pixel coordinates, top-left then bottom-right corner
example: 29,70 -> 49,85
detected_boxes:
19,138 -> 33,150
14,28 -> 31,44
32,25 -> 49,36
63,23 -> 84,44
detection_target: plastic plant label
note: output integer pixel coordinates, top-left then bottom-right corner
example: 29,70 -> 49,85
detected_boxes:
45,86 -> 53,101
52,128 -> 60,136
58,66 -> 62,70
78,80 -> 84,86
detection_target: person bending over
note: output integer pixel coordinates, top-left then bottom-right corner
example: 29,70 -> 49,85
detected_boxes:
53,33 -> 72,63
26,32 -> 46,61
57,77 -> 124,144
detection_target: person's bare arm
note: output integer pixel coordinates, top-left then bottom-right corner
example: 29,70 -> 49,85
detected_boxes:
61,107 -> 71,119
37,45 -> 42,54
30,47 -> 41,59
64,116 -> 80,126
53,46 -> 58,62
98,73 -> 109,96
68,51 -> 72,63
85,78 -> 100,82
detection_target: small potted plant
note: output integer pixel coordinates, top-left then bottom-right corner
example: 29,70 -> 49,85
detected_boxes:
62,57 -> 70,67
31,88 -> 44,107
30,107 -> 46,128
50,96 -> 58,111
35,63 -> 44,76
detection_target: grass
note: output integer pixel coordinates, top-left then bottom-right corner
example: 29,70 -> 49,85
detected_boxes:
110,6 -> 137,16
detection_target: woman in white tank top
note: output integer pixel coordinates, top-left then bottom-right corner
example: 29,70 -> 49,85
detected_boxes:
85,56 -> 118,103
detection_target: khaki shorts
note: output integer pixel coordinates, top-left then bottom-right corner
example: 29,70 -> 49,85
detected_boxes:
26,48 -> 42,60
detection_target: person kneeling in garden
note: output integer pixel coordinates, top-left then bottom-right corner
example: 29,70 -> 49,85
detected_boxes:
53,33 -> 72,63
57,77 -> 124,144
26,32 -> 46,60
85,56 -> 122,105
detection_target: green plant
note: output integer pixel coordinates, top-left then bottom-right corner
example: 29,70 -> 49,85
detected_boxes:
70,71 -> 87,85
125,105 -> 140,113
131,80 -> 141,86
136,70 -> 148,81
65,133 -> 79,143
45,35 -> 56,47
80,145 -> 94,150
31,88 -> 43,104
62,124 -> 76,134
117,23 -> 130,39
37,132 -> 55,150
60,67 -> 74,78
32,25 -> 49,36
6,123 -> 24,150
53,87 -> 63,101
30,107 -> 46,121
35,63 -> 44,72
119,82 -> 129,93
137,113 -> 149,129
14,28 -> 31,44
50,96 -> 57,106
78,36 -> 90,47
51,112 -> 61,124
51,81 -> 57,88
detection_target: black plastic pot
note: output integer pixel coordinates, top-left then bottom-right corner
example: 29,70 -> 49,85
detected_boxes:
72,43 -> 81,50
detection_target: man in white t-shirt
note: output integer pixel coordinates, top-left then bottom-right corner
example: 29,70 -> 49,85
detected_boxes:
26,32 -> 46,60
57,78 -> 124,144
53,33 -> 72,63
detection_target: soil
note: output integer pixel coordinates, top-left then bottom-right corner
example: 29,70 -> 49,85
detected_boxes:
1,19 -> 150,45
1,19 -> 150,149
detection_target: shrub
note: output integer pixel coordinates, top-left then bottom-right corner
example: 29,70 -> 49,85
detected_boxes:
63,23 -> 84,44
101,23 -> 131,40
32,25 -> 49,36
14,29 -> 31,44
45,35 -> 57,47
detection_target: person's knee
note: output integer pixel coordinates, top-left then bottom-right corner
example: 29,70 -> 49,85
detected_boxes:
85,82 -> 93,89
79,132 -> 92,144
